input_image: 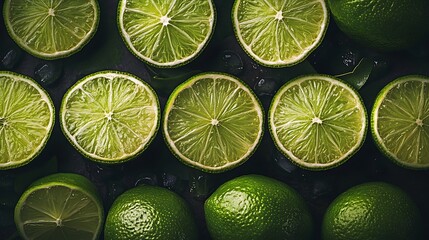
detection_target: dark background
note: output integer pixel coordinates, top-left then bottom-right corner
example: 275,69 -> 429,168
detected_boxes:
1,0 -> 429,239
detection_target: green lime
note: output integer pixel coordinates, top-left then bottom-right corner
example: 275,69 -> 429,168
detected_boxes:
328,0 -> 429,51
269,75 -> 367,170
104,185 -> 198,240
163,72 -> 264,173
371,75 -> 429,169
3,0 -> 99,59
118,0 -> 215,67
60,71 -> 160,163
232,0 -> 329,67
14,173 -> 104,240
322,182 -> 423,240
205,174 -> 313,240
0,71 -> 54,170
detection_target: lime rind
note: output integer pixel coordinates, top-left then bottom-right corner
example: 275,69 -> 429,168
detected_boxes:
0,71 -> 55,170
163,72 -> 264,172
117,0 -> 216,68
371,75 -> 429,169
232,0 -> 329,67
60,71 -> 160,163
3,0 -> 100,60
269,74 -> 367,170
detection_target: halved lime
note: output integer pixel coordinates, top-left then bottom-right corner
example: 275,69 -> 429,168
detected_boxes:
0,71 -> 54,170
15,173 -> 104,240
3,0 -> 99,59
163,72 -> 264,172
371,75 -> 429,169
118,0 -> 215,67
60,71 -> 160,163
269,75 -> 367,170
232,0 -> 329,67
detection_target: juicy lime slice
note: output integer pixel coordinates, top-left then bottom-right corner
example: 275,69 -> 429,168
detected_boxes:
232,0 -> 329,67
3,0 -> 99,59
60,71 -> 160,163
15,173 -> 104,240
371,75 -> 429,169
163,72 -> 264,172
118,0 -> 215,67
0,71 -> 54,170
269,75 -> 367,170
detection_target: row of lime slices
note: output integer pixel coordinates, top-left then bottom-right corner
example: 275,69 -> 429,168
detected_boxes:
3,0 -> 328,67
1,71 -> 428,171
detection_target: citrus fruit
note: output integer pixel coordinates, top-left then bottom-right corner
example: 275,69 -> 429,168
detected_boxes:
205,174 -> 313,240
60,71 -> 160,163
3,0 -> 99,59
104,185 -> 198,240
117,0 -> 215,67
269,75 -> 367,170
232,0 -> 329,67
328,0 -> 429,51
0,71 -> 54,170
371,75 -> 429,169
163,72 -> 264,173
14,173 -> 104,240
322,182 -> 423,240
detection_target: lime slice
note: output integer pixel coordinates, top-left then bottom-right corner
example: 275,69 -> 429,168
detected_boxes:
371,75 -> 429,169
15,173 -> 104,240
118,0 -> 215,67
0,71 -> 54,170
232,0 -> 329,67
60,71 -> 160,163
163,72 -> 264,172
269,75 -> 367,170
3,0 -> 99,59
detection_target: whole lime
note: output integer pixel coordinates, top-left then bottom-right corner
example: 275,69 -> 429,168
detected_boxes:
322,182 -> 423,240
328,0 -> 429,51
104,185 -> 198,240
204,174 -> 313,240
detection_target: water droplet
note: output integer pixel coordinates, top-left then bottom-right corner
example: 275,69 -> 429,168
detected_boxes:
1,48 -> 23,69
220,50 -> 244,76
34,62 -> 63,86
253,77 -> 278,96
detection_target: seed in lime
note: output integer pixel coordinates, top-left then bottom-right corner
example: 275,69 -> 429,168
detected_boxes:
117,0 -> 215,67
14,173 -> 104,240
269,75 -> 367,170
3,0 -> 99,59
0,71 -> 55,170
205,174 -> 314,240
60,71 -> 160,163
322,182 -> 423,240
232,0 -> 329,67
163,72 -> 264,173
104,185 -> 198,240
371,75 -> 429,169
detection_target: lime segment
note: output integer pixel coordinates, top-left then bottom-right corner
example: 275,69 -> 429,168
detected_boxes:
3,0 -> 99,59
232,0 -> 328,67
371,75 -> 429,168
0,71 -> 54,170
163,73 -> 264,172
269,75 -> 367,170
60,71 -> 160,163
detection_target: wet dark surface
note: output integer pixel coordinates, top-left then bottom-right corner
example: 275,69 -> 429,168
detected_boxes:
1,0 -> 429,239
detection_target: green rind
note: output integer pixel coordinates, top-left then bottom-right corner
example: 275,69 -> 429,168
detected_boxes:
59,70 -> 160,164
371,75 -> 429,170
14,173 -> 104,240
162,72 -> 264,173
117,0 -> 216,68
0,71 -> 55,170
3,0 -> 100,60
268,74 -> 368,170
232,0 -> 329,68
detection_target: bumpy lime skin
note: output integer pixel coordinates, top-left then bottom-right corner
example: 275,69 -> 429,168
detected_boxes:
104,185 -> 198,240
322,182 -> 423,240
204,174 -> 313,240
